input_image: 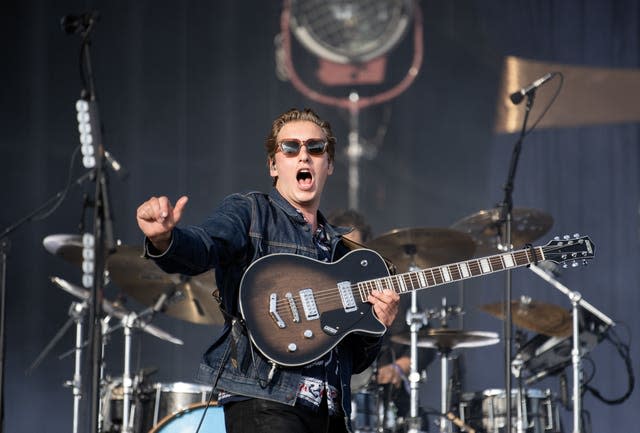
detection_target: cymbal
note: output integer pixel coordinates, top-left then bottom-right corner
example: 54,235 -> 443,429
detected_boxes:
391,328 -> 500,352
106,246 -> 223,326
43,234 -> 83,266
43,235 -> 223,326
50,276 -> 183,345
366,227 -> 476,272
450,207 -> 553,254
479,298 -> 571,338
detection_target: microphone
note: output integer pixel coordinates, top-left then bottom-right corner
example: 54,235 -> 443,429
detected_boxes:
509,72 -> 556,105
104,150 -> 129,180
60,11 -> 100,35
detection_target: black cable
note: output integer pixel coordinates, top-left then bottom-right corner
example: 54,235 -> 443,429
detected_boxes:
31,145 -> 82,222
583,326 -> 635,405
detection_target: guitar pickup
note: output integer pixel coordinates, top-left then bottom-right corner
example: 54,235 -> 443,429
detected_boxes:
285,292 -> 300,323
299,288 -> 319,321
269,293 -> 286,328
337,281 -> 357,313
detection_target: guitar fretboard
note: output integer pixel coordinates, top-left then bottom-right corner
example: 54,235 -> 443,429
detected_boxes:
355,246 -> 545,301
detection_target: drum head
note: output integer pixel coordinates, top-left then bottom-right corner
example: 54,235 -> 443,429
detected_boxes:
149,402 -> 226,433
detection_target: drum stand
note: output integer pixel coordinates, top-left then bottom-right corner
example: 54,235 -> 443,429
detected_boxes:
529,263 -> 614,433
405,268 -> 428,433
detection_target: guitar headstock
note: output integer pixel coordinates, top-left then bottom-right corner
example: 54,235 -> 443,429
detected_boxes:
542,234 -> 595,267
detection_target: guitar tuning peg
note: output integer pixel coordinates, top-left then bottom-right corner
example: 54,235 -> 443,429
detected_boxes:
554,236 -> 560,241
571,260 -> 579,268
582,259 -> 589,266
573,233 -> 580,238
563,234 -> 570,240
562,263 -> 569,269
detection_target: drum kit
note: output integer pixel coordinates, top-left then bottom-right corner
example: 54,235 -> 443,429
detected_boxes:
349,206 -> 592,433
38,206 -> 604,433
38,234 -> 225,433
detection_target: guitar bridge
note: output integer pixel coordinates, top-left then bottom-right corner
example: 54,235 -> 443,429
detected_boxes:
269,293 -> 286,328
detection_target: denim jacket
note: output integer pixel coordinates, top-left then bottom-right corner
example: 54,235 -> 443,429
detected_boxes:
147,189 -> 383,431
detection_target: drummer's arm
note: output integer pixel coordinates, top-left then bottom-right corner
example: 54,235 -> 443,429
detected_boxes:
377,356 -> 410,386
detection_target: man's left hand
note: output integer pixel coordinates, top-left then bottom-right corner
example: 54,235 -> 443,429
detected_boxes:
368,289 -> 400,327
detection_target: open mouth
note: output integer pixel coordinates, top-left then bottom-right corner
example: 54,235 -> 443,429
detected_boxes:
296,169 -> 313,187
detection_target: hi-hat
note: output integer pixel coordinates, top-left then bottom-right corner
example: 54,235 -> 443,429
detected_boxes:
479,297 -> 571,338
391,328 -> 500,352
106,246 -> 223,326
50,276 -> 183,345
451,207 -> 553,255
366,227 -> 476,272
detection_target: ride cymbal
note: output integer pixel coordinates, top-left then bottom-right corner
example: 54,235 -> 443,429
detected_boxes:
366,227 -> 476,272
391,328 -> 500,352
451,207 -> 553,255
479,297 -> 571,338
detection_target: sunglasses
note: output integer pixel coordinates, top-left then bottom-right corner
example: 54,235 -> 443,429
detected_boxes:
277,138 -> 328,156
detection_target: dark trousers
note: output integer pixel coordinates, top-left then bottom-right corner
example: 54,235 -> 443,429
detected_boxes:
223,398 -> 348,433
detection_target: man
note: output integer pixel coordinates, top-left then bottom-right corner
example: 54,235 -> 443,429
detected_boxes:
136,108 -> 400,433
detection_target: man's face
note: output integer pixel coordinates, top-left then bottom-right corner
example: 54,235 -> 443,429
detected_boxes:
270,120 -> 334,210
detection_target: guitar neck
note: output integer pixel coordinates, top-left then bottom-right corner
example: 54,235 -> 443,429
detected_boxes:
356,246 -> 545,299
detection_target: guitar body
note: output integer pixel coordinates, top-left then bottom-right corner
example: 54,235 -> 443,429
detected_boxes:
239,249 -> 389,366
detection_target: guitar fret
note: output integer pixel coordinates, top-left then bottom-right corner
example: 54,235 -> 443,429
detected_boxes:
460,262 -> 470,278
503,253 -> 515,268
479,258 -> 491,273
417,270 -> 428,287
440,266 -> 452,282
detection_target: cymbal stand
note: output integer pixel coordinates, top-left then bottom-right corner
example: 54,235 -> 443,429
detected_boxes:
68,301 -> 88,433
528,263 -> 614,433
406,263 -> 427,433
510,356 -> 526,433
119,292 -> 171,433
120,311 -> 139,433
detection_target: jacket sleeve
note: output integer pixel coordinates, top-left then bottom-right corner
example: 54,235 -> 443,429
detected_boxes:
145,193 -> 253,275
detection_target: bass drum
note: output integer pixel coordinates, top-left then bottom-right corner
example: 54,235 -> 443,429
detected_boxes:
140,382 -> 213,433
149,402 -> 226,433
459,388 -> 560,433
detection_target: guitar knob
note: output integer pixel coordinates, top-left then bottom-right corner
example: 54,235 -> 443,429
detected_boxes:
303,330 -> 313,339
287,343 -> 297,352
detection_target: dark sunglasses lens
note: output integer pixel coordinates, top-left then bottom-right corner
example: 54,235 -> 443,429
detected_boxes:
306,140 -> 326,155
280,141 -> 301,155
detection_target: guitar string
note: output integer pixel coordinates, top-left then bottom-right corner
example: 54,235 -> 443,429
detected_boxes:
272,245 -> 578,314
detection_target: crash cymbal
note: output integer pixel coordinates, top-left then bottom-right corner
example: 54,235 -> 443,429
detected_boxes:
50,276 -> 183,345
451,207 -> 553,255
366,227 -> 476,272
479,297 -> 571,338
43,234 -> 83,266
391,328 -> 500,352
106,246 -> 223,326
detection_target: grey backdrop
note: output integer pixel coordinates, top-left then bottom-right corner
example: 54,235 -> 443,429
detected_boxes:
1,1 -> 637,432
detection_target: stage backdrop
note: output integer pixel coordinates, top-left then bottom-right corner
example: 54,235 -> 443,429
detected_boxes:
1,1 -> 637,432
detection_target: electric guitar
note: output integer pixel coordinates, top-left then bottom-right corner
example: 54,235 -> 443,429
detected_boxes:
238,235 -> 595,366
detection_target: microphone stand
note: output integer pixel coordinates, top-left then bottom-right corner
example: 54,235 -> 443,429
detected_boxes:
499,90 -> 536,433
528,264 -> 615,433
405,263 -> 427,433
73,19 -> 117,433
